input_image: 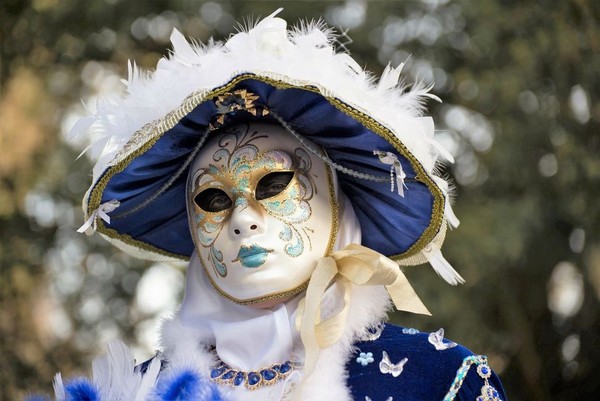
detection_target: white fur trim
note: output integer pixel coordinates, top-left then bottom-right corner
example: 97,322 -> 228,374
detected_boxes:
158,284 -> 391,401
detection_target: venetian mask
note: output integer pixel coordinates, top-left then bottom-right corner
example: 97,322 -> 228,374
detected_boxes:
187,122 -> 338,305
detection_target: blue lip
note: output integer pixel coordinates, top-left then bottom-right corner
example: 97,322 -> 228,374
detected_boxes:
233,245 -> 273,268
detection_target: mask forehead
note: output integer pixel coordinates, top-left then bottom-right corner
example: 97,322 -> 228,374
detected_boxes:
186,122 -> 338,304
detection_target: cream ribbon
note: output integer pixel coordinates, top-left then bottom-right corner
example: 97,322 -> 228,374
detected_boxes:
77,199 -> 120,235
295,243 -> 431,385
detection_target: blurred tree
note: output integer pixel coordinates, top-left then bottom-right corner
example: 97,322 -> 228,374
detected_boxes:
1,1 -> 599,400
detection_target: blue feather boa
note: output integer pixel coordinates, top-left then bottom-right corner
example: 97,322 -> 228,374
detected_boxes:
27,369 -> 225,401
150,368 -> 225,401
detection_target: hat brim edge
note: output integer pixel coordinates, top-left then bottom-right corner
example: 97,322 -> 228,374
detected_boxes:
84,73 -> 446,263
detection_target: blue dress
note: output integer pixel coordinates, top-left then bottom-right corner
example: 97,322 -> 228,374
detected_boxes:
346,324 -> 506,401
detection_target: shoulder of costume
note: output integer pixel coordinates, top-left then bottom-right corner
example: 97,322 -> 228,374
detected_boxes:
346,324 -> 506,401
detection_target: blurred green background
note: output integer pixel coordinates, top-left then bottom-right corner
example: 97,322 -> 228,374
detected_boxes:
1,0 -> 599,400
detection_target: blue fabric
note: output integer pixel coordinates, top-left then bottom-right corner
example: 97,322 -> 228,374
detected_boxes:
97,75 -> 437,260
347,324 -> 507,401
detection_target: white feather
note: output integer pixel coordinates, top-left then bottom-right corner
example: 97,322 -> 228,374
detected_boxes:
170,29 -> 197,66
72,12 -> 449,187
430,136 -> 455,164
68,116 -> 96,141
108,340 -> 143,400
432,176 -> 460,229
444,199 -> 460,229
422,244 -> 465,285
134,357 -> 162,401
92,355 -> 111,400
53,372 -> 65,401
377,62 -> 404,92
89,341 -> 161,401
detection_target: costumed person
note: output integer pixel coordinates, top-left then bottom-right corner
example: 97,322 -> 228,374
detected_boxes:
31,9 -> 506,401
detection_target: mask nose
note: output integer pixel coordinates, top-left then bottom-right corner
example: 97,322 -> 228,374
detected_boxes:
229,199 -> 265,239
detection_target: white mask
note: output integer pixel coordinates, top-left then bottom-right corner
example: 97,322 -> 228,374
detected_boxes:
187,122 -> 338,304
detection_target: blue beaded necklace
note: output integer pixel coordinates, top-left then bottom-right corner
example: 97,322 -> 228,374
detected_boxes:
210,359 -> 297,390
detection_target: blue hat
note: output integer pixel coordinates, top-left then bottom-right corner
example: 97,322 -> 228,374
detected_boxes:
75,10 -> 463,284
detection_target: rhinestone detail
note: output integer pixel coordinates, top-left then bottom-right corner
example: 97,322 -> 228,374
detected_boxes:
210,359 -> 298,390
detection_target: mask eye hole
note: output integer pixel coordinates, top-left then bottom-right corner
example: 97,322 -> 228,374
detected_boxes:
194,188 -> 233,212
256,171 -> 294,201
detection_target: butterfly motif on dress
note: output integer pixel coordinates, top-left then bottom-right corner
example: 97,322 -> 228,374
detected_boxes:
428,328 -> 457,351
379,351 -> 408,377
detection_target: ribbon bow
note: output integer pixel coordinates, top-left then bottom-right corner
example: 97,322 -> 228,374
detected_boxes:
77,200 -> 120,235
295,243 -> 430,381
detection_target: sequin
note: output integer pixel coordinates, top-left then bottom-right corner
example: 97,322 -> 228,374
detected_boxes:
476,384 -> 502,401
477,364 -> 492,379
261,369 -> 276,381
210,359 -> 297,390
358,322 -> 385,342
222,370 -> 235,380
356,352 -> 375,366
247,372 -> 261,386
428,328 -> 457,351
379,351 -> 408,377
442,355 -> 503,401
233,372 -> 246,386
209,90 -> 269,130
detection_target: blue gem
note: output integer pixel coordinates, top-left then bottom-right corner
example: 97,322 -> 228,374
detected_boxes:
247,372 -> 261,386
233,372 -> 245,386
222,370 -> 235,380
210,367 -> 226,378
261,369 -> 277,381
272,364 -> 281,373
279,362 -> 292,374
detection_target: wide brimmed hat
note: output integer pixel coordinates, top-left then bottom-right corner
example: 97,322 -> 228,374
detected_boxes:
75,9 -> 463,284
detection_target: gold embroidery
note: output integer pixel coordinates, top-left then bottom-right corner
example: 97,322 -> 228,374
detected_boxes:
210,89 -> 270,130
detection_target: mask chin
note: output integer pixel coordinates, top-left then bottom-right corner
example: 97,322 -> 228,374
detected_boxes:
186,122 -> 339,305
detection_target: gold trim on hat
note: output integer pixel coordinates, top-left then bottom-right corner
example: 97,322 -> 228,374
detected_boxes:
85,73 -> 445,262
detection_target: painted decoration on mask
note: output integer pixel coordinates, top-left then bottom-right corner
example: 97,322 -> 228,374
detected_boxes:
190,125 -> 316,277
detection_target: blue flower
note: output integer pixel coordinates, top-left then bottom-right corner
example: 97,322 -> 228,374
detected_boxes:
356,352 -> 375,366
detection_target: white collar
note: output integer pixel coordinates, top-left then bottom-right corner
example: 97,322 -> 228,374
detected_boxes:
159,281 -> 391,401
